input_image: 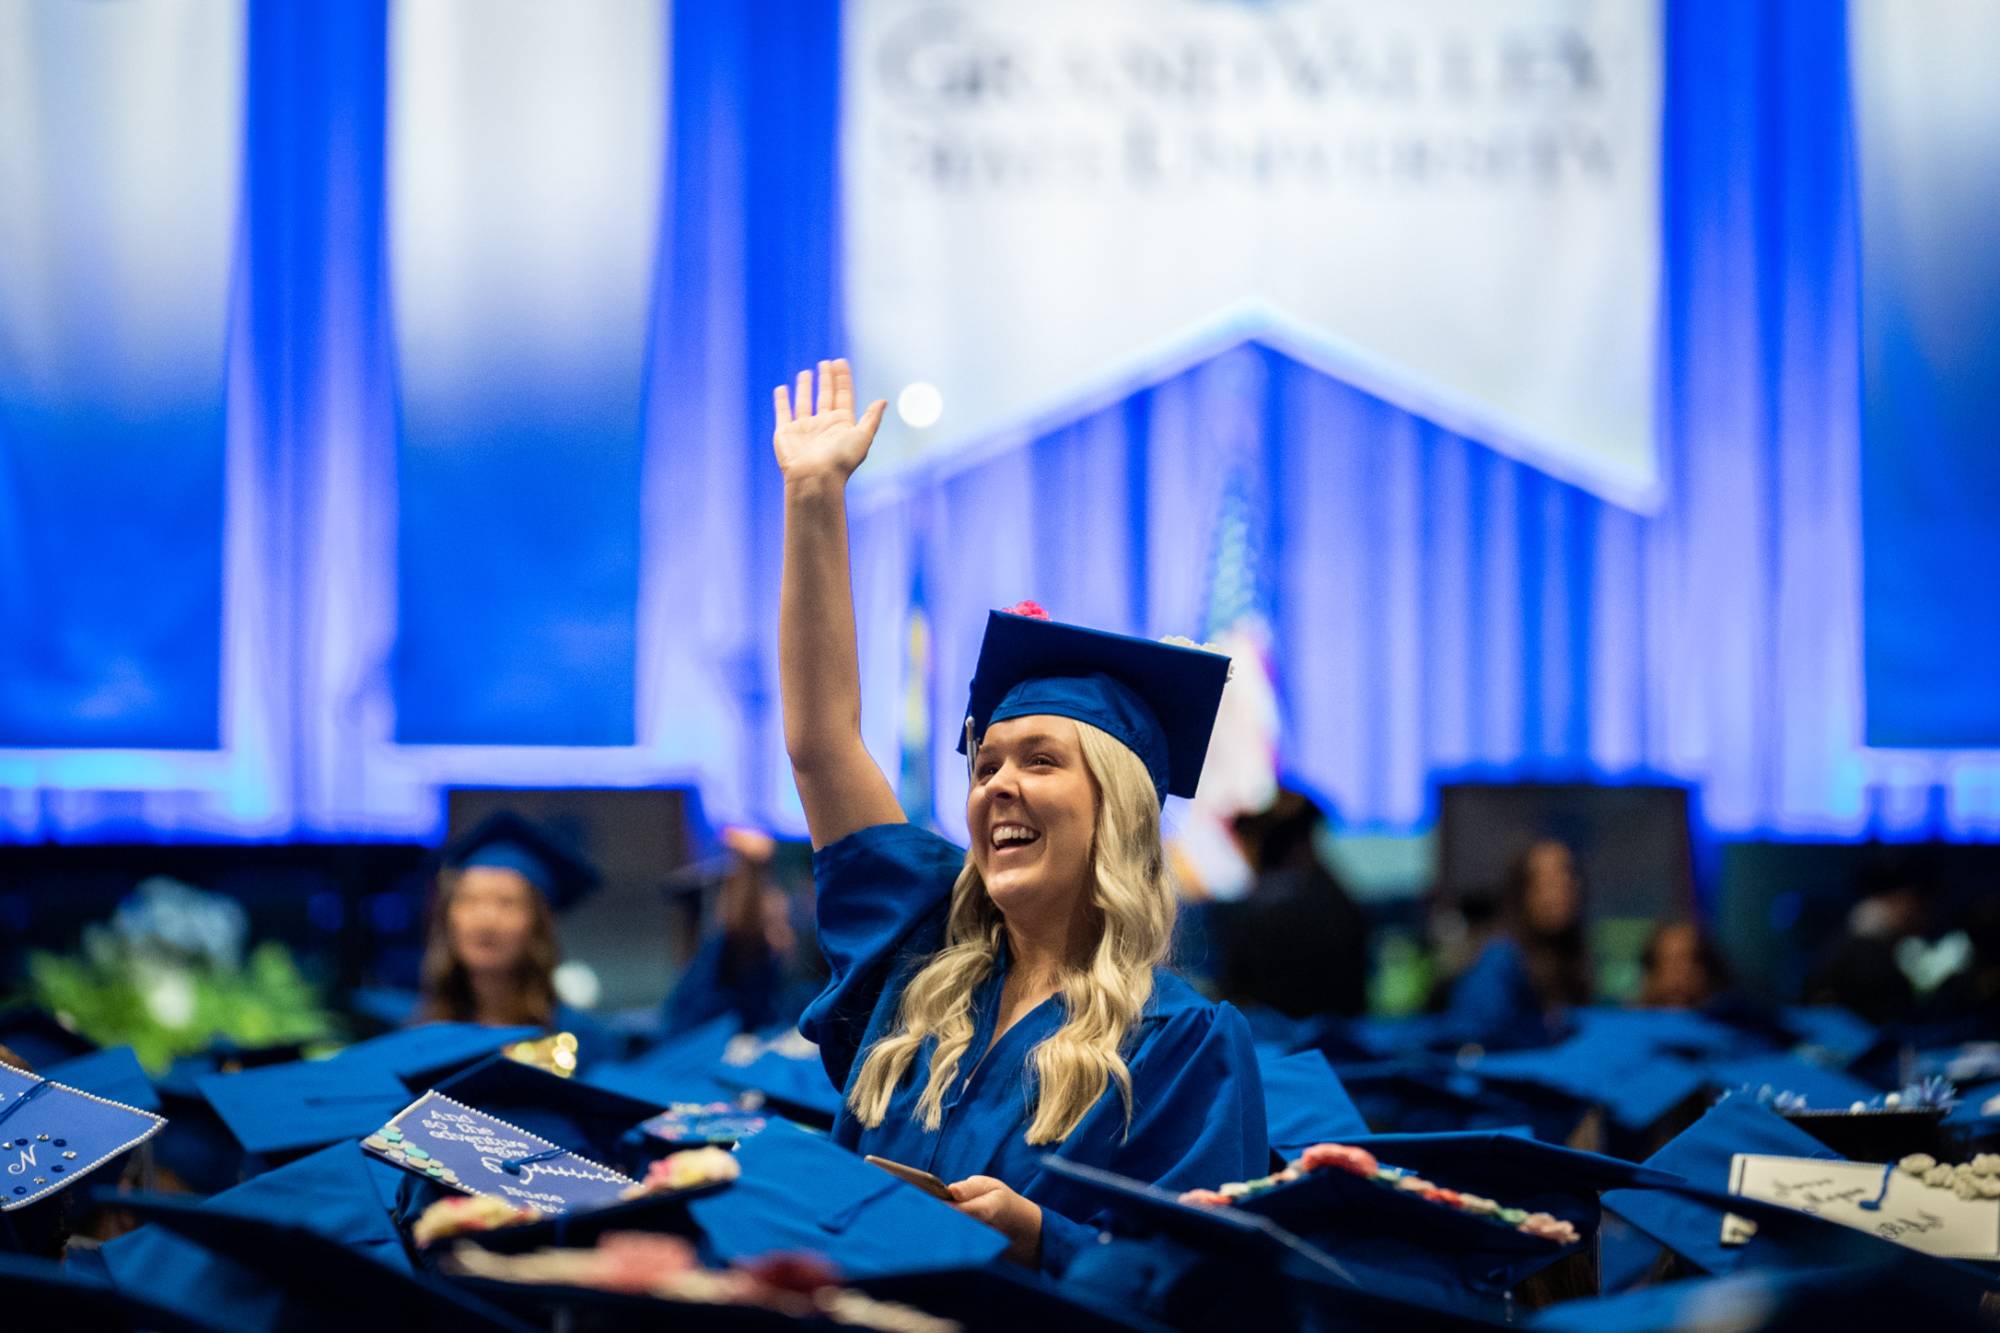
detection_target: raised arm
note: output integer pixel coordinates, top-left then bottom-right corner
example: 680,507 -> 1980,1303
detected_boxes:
773,359 -> 905,849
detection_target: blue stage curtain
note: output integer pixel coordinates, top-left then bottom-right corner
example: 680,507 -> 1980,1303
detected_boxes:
0,4 -> 242,751
5,0 -> 1999,843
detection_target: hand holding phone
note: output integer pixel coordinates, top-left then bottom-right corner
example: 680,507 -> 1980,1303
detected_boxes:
865,1154 -> 954,1201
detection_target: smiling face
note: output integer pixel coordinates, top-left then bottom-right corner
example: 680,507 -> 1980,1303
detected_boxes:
967,715 -> 1100,925
446,866 -> 541,977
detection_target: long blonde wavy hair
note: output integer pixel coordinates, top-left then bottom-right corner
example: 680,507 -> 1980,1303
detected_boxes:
847,720 -> 1176,1144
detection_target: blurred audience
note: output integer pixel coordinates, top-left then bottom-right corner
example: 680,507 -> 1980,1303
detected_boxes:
1436,837 -> 1593,1046
1200,788 -> 1370,1019
661,826 -> 827,1038
1802,847 -> 1937,1024
1636,921 -> 1731,1009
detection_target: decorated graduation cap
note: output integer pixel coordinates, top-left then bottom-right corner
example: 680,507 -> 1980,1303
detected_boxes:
0,1060 -> 164,1228
1601,1096 -> 1841,1277
957,604 -> 1231,803
430,1052 -> 658,1165
445,810 -> 600,912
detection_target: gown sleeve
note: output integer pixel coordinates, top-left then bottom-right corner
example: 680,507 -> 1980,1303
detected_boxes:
660,930 -> 783,1038
1031,1000 -> 1270,1278
1440,938 -> 1548,1049
797,822 -> 967,1091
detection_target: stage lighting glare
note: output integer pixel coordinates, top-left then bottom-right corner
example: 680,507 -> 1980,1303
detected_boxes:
896,381 -> 944,428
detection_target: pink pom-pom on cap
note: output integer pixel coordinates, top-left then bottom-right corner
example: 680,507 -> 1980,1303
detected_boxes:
1295,1143 -> 1379,1177
999,600 -> 1050,620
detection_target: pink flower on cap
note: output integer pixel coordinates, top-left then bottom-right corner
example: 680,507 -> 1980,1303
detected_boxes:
1178,1188 -> 1234,1208
1000,601 -> 1050,620
1517,1212 -> 1579,1244
1295,1143 -> 1379,1177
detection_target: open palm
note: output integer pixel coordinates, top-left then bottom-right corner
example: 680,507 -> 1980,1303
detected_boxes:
773,358 -> 887,484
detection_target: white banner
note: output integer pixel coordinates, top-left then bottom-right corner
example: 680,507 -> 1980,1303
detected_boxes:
843,0 -> 1661,507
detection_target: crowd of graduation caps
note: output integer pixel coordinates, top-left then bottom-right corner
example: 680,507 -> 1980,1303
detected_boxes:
3,801 -> 1999,1331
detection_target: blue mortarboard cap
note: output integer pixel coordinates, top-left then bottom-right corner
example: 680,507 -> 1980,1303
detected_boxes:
380,1052 -> 661,1230
101,1139 -> 421,1328
356,1056 -> 648,1244
347,985 -> 421,1031
44,1047 -> 159,1114
1601,1097 -> 1840,1275
445,810 -> 601,912
110,1188 -> 534,1333
0,1251 -> 213,1333
686,1118 -> 1008,1278
957,609 -> 1231,801
1700,1053 -> 1879,1110
1530,1255 -> 1988,1333
0,1062 -> 165,1219
1255,1131 -> 1679,1307
1945,1077 -> 2000,1144
1469,1033 -> 1710,1134
194,1024 -> 535,1161
1336,1060 -> 1588,1143
1777,1005 -> 1880,1062
861,1261 -> 1174,1333
1564,1006 -> 1770,1062
709,1030 -> 842,1128
1258,1048 -> 1369,1159
199,1058 -> 410,1160
0,1005 -> 97,1072
1041,1155 -> 1519,1325
352,1021 -> 543,1088
584,1014 -> 742,1109
1060,1225 -> 1512,1331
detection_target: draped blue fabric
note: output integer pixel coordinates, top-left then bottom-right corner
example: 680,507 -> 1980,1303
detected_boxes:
2,0 -> 1997,843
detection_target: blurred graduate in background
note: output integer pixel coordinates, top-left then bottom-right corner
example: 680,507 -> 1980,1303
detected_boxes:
1200,786 -> 1370,1020
1437,837 -> 1594,1048
412,812 -> 615,1070
660,824 -> 828,1038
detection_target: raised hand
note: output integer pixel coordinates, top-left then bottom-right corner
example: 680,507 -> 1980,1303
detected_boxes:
772,358 -> 888,485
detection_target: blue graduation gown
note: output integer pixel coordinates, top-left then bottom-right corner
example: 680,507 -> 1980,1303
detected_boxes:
801,823 -> 1268,1277
660,929 -> 822,1039
1439,939 -> 1554,1050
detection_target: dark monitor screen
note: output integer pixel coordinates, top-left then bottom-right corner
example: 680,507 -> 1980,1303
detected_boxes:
1435,782 -> 1694,921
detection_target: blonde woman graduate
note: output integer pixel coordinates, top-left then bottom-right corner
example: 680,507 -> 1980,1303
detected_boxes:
774,359 -> 1268,1276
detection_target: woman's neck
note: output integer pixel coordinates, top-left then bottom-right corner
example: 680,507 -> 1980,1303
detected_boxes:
1002,891 -> 1096,988
467,969 -> 523,1026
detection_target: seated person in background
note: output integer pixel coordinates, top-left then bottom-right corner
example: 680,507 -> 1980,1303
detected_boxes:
414,812 -> 613,1069
1636,920 -> 1730,1009
774,359 -> 1266,1275
1203,787 -> 1369,1019
1439,838 -> 1593,1047
1802,847 -> 1935,1025
661,825 -> 828,1037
